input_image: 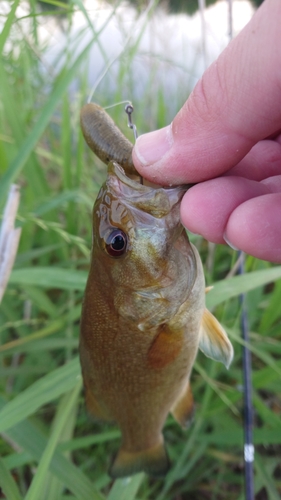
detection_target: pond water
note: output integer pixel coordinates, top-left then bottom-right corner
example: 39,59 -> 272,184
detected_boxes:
3,0 -> 255,119
40,0 -> 254,116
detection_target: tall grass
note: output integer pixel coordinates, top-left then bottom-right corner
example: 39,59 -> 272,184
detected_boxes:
0,1 -> 281,499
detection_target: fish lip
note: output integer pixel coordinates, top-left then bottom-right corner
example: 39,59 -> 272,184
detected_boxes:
109,161 -> 144,191
109,161 -> 188,195
108,161 -> 187,218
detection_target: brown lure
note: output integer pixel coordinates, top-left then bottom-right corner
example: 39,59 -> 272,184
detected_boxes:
79,105 -> 234,479
80,103 -> 138,176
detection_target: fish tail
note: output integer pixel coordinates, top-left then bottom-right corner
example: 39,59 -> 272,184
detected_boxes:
109,439 -> 170,478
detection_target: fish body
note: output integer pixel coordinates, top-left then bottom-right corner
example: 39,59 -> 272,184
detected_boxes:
80,105 -> 233,478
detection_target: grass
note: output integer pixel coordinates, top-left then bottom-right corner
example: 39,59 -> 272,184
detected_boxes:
0,1 -> 281,499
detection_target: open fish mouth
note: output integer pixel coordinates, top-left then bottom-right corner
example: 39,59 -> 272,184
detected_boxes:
107,161 -> 187,219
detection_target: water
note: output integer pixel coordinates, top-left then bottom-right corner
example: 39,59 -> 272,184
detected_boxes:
37,0 -> 254,118
1,0 -> 254,120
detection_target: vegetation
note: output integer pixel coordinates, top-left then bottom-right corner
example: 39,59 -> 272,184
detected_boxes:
0,1 -> 280,499
38,0 -> 265,16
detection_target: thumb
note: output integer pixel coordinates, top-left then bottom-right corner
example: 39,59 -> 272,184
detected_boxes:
132,0 -> 281,185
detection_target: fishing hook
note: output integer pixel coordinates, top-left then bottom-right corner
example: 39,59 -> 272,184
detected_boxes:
125,104 -> 143,185
125,103 -> 138,141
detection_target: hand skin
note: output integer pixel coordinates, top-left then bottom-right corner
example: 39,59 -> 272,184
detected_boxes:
132,0 -> 281,263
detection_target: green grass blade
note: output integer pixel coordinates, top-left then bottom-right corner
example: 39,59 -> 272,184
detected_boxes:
0,62 -> 85,201
259,279 -> 281,333
206,266 -> 281,308
0,0 -> 20,54
0,7 -> 117,203
0,398 -> 104,500
24,382 -> 82,500
228,329 -> 281,379
58,430 -> 120,453
44,388 -> 79,500
255,453 -> 280,500
9,267 -> 87,290
194,362 -> 239,416
2,452 -> 32,471
0,357 -> 80,433
107,474 -> 145,500
24,286 -> 58,317
33,190 -> 92,216
0,457 -> 23,500
0,305 -> 80,354
157,363 -> 219,500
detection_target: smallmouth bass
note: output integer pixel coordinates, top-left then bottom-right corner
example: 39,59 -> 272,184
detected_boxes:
79,104 -> 234,478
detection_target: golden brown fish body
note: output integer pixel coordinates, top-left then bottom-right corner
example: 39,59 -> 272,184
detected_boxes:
80,162 -> 233,478
80,105 -> 233,478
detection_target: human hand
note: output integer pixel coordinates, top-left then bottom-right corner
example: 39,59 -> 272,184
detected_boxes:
132,0 -> 281,263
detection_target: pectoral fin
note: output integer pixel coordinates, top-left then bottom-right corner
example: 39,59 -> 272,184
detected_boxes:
109,440 -> 170,478
170,382 -> 194,429
147,323 -> 183,369
199,309 -> 234,369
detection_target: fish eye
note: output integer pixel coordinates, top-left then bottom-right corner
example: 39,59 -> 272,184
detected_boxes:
105,229 -> 127,257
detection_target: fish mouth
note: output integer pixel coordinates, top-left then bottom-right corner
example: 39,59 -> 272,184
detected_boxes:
108,161 -> 154,191
107,161 -> 187,218
109,160 -> 189,192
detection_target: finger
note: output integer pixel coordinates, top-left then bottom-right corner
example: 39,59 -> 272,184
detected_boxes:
133,0 -> 281,185
224,140 -> 281,181
180,177 -> 270,244
225,193 -> 281,262
261,175 -> 281,193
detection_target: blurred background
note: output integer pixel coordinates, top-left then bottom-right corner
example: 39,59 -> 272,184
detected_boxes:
1,1 -> 281,500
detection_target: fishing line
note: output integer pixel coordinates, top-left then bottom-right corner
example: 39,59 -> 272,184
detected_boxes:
103,100 -> 133,111
86,0 -> 158,103
124,104 -> 143,185
102,100 -> 138,142
103,100 -> 139,142
104,99 -> 139,141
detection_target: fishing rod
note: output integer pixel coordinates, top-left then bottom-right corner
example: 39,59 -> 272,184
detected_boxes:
226,0 -> 255,496
197,0 -> 255,496
239,251 -> 255,500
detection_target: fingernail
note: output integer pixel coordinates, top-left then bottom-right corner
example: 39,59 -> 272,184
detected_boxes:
223,232 -> 239,251
134,125 -> 173,166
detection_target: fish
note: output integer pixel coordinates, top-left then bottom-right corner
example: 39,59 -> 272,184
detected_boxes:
79,104 -> 234,478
